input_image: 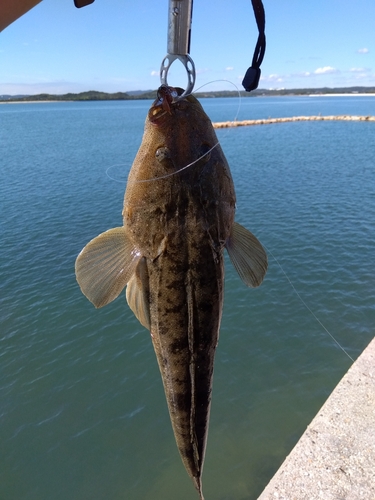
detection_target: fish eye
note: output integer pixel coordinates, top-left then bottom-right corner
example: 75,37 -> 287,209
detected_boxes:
199,143 -> 212,163
155,147 -> 171,163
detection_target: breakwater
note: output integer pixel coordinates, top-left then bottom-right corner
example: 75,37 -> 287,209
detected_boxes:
213,115 -> 375,128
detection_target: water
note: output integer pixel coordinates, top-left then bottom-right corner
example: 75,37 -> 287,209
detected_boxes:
1,96 -> 374,500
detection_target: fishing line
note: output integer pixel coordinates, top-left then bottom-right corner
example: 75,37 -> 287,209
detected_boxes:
194,79 -> 243,122
263,243 -> 354,363
105,143 -> 221,185
133,143 -> 220,183
105,80 -> 242,185
105,164 -> 129,183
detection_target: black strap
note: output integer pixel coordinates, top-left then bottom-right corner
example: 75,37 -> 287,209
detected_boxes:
242,0 -> 266,92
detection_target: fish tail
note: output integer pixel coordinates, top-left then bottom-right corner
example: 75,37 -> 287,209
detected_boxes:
193,476 -> 204,500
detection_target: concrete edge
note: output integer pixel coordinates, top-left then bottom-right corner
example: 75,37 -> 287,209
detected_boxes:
257,336 -> 375,500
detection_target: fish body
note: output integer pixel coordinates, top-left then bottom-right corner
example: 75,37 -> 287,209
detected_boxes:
75,86 -> 267,499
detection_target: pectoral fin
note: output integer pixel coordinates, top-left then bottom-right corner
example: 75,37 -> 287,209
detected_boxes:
75,227 -> 141,308
226,221 -> 268,287
126,257 -> 151,330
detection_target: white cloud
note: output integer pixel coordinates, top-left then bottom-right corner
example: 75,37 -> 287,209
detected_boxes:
260,73 -> 284,83
314,66 -> 338,75
357,48 -> 369,54
150,70 -> 158,77
225,66 -> 234,71
350,67 -> 366,73
261,63 -> 370,88
348,67 -> 373,81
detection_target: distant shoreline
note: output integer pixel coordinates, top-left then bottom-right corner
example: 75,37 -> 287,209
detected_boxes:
213,115 -> 375,128
309,93 -> 375,97
3,93 -> 375,104
0,100 -> 63,104
2,87 -> 375,103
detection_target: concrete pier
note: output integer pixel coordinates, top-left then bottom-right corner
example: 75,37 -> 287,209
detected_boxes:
212,115 -> 375,128
257,337 -> 375,500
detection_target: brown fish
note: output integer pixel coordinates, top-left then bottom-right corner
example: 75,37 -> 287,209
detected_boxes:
75,85 -> 267,499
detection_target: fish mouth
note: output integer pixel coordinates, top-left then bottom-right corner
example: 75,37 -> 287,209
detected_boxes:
149,85 -> 184,124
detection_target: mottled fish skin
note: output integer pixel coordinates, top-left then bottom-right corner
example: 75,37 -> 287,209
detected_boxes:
123,87 -> 235,495
75,85 -> 267,500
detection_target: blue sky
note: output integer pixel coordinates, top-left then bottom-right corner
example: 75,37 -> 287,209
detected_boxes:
1,0 -> 374,95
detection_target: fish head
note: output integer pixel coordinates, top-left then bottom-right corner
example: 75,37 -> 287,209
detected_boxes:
126,85 -> 219,185
146,85 -> 218,172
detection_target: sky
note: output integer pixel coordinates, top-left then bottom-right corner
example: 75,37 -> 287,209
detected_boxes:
1,0 -> 374,95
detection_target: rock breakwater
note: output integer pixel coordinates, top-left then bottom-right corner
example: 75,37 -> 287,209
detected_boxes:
213,115 -> 375,128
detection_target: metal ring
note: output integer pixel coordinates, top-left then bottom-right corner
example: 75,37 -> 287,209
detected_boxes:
160,54 -> 196,100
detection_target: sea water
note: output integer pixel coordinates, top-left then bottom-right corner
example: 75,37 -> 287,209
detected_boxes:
1,96 -> 374,500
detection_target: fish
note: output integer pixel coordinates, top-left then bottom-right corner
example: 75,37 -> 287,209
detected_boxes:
75,85 -> 267,499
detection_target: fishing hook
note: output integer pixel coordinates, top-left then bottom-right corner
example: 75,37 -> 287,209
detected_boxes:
160,0 -> 196,100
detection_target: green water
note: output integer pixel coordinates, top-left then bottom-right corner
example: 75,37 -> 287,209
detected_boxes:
1,96 -> 374,499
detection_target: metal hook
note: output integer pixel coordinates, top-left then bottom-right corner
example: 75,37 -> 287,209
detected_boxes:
160,54 -> 196,100
160,0 -> 196,100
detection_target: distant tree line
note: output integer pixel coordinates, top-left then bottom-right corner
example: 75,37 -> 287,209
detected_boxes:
2,87 -> 375,102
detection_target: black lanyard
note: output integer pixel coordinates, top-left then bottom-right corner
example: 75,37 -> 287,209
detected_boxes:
242,0 -> 266,92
